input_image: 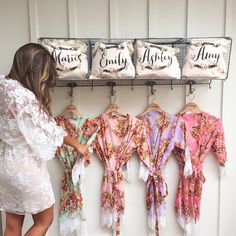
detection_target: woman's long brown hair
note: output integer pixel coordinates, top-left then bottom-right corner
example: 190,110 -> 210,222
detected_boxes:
7,43 -> 58,116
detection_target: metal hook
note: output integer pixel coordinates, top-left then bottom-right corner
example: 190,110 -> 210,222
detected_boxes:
67,82 -> 76,104
209,80 -> 212,89
146,81 -> 157,103
189,92 -> 195,102
187,80 -> 196,94
186,80 -> 196,102
107,81 -> 117,104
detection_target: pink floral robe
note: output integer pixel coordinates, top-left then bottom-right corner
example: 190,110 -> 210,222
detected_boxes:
138,111 -> 191,236
173,112 -> 227,235
92,112 -> 151,236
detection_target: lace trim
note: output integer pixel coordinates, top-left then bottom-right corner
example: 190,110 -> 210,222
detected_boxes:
177,214 -> 199,235
139,162 -> 150,181
72,159 -> 86,185
101,208 -> 125,230
122,160 -> 131,181
60,214 -> 88,236
37,129 -> 66,161
0,201 -> 55,215
184,145 -> 193,177
148,202 -> 166,231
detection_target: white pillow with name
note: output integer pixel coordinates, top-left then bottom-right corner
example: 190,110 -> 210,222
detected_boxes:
90,41 -> 135,79
42,39 -> 88,80
182,38 -> 230,79
136,40 -> 181,79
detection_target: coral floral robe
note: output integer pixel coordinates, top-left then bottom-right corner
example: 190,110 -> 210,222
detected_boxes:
173,112 -> 227,235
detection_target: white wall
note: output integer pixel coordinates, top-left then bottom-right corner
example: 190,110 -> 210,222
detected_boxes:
0,0 -> 235,236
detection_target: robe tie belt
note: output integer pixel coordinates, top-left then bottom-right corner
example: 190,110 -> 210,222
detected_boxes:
146,168 -> 168,236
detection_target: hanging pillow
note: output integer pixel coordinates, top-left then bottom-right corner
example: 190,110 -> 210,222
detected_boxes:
182,38 -> 230,79
136,40 -> 181,79
90,41 -> 135,79
41,39 -> 89,80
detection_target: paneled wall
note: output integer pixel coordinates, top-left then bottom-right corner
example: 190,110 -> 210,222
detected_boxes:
0,0 -> 235,236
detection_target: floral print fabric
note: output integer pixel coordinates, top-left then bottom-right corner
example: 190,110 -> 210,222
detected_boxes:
138,111 -> 189,236
173,112 -> 227,235
92,112 -> 151,236
55,116 -> 99,236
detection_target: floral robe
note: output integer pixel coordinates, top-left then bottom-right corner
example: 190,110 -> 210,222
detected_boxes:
173,112 -> 227,235
92,112 -> 151,236
138,111 -> 191,236
55,116 -> 99,236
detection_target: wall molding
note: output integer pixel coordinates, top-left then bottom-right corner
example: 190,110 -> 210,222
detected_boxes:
67,0 -> 78,38
109,0 -> 118,38
28,0 -> 39,42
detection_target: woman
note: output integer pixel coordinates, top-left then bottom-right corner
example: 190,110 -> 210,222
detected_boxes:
0,43 -> 88,236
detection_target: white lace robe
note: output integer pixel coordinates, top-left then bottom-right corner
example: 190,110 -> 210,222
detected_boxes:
0,75 -> 66,215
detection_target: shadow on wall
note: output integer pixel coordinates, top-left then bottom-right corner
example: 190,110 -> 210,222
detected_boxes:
0,212 -> 2,236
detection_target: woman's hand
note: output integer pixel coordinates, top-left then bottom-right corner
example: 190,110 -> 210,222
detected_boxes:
76,143 -> 91,166
63,136 -> 91,164
75,143 -> 88,156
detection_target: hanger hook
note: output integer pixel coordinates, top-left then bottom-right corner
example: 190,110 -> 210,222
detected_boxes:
186,81 -> 196,102
187,80 -> 196,95
146,81 -> 157,104
150,86 -> 157,103
107,81 -> 117,104
190,92 -> 195,102
67,82 -> 76,104
209,80 -> 212,89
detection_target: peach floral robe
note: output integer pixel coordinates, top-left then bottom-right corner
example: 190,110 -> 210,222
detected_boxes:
92,112 -> 151,236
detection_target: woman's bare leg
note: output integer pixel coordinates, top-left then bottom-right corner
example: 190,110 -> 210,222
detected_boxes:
4,212 -> 25,236
24,206 -> 54,236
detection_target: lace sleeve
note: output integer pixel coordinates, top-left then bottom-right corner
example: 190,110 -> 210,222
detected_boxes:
8,82 -> 67,161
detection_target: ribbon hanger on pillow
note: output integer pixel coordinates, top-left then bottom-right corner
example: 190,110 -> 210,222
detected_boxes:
61,83 -> 83,118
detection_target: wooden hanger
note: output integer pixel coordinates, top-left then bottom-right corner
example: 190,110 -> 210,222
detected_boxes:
179,102 -> 203,115
140,102 -> 164,115
61,103 -> 83,118
104,102 -> 127,117
179,82 -> 203,115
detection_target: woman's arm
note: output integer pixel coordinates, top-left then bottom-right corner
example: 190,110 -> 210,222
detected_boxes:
63,135 -> 88,156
